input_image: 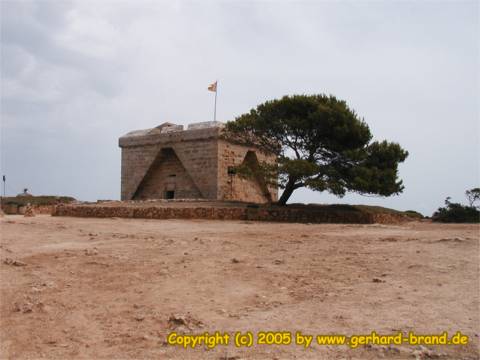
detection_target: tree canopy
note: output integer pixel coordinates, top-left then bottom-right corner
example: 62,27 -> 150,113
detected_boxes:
465,188 -> 480,209
224,94 -> 409,205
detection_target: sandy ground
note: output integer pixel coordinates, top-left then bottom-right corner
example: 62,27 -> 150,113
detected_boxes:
0,215 -> 478,360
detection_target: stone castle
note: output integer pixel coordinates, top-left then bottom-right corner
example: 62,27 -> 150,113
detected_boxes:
119,121 -> 277,203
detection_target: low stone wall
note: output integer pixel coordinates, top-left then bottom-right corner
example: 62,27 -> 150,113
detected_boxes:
2,204 -> 19,215
52,203 -> 408,224
1,204 -> 54,215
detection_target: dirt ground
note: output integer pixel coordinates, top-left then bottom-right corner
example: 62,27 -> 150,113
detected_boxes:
0,215 -> 478,360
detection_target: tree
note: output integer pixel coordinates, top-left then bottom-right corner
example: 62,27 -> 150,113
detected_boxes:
224,94 -> 408,205
432,195 -> 480,223
465,188 -> 480,209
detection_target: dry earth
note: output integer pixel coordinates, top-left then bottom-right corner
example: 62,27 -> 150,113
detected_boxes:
0,215 -> 478,360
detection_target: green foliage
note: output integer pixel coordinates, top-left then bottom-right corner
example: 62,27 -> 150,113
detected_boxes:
465,188 -> 480,208
432,196 -> 480,223
224,94 -> 408,204
402,210 -> 424,219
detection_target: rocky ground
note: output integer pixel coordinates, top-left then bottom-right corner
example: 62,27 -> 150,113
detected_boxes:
0,215 -> 478,359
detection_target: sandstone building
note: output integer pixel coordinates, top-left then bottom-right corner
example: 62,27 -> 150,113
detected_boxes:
119,121 -> 277,203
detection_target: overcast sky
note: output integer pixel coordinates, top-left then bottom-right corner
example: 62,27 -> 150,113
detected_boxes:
1,0 -> 478,215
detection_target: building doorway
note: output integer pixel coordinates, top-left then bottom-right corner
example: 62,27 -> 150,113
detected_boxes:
164,190 -> 175,199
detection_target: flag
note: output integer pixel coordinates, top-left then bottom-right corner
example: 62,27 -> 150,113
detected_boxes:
208,81 -> 217,92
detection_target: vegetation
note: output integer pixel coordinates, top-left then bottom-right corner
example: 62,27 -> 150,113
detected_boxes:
465,188 -> 480,208
224,94 -> 408,205
432,189 -> 480,223
354,205 -> 422,218
402,210 -> 424,219
265,203 -> 422,221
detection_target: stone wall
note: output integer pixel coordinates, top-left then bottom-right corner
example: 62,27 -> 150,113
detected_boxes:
53,203 -> 408,224
217,141 -> 277,203
2,204 -> 54,215
169,138 -> 218,199
120,143 -> 159,200
133,148 -> 203,200
119,124 -> 277,203
120,127 -> 220,200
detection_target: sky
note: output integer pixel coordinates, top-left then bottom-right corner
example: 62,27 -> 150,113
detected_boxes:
1,0 -> 478,216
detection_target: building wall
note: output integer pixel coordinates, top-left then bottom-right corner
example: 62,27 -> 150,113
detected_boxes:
120,144 -> 159,200
120,127 -> 220,200
119,126 -> 277,203
133,148 -> 202,200
170,139 -> 218,199
217,141 -> 278,203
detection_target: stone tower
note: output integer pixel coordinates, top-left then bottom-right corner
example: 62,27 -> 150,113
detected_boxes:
119,121 -> 277,203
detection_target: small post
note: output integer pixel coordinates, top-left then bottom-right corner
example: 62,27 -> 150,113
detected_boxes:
1,175 -> 5,210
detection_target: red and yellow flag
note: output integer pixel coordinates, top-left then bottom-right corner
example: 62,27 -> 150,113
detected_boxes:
208,81 -> 217,92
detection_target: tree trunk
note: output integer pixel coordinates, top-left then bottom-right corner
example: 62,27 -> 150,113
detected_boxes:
277,179 -> 296,206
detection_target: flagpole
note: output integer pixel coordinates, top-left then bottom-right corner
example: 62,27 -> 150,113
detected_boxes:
214,81 -> 217,122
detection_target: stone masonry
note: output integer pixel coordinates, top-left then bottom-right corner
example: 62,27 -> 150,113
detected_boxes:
119,122 -> 278,203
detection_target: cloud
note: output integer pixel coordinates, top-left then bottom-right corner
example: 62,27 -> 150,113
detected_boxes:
1,0 -> 478,214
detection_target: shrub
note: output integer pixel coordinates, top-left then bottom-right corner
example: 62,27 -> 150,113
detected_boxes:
432,197 -> 479,223
403,210 -> 424,219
